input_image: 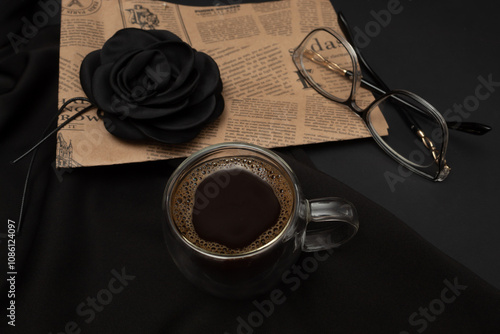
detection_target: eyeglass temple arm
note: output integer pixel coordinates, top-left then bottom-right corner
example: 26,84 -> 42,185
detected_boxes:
304,49 -> 416,119
337,11 -> 491,136
302,49 -> 440,161
303,50 -> 446,169
303,49 -> 348,76
347,60 -> 490,136
303,48 -> 426,129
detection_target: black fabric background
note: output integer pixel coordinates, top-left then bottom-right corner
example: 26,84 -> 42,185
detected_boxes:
1,1 -> 499,333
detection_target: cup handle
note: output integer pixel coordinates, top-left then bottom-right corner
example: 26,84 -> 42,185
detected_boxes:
302,197 -> 359,252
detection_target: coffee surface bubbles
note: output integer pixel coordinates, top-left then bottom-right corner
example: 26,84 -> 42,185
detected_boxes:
171,156 -> 294,255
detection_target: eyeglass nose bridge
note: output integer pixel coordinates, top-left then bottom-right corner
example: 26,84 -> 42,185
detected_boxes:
332,93 -> 365,118
347,98 -> 365,115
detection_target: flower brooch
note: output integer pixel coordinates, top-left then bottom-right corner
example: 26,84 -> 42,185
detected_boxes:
80,28 -> 224,143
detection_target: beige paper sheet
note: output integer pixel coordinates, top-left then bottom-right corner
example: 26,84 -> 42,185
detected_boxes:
56,0 -> 387,167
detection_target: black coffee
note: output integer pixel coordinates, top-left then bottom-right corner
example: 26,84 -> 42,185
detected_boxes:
193,167 -> 281,249
170,156 -> 294,255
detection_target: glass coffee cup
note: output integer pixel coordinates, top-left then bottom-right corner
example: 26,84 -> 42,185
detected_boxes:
162,142 -> 359,299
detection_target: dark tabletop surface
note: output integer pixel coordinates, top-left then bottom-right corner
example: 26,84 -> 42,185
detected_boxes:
1,0 -> 499,333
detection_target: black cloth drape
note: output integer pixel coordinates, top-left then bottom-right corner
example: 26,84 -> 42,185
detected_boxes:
1,1 -> 499,333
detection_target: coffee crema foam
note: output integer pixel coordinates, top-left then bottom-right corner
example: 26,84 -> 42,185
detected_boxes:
170,156 -> 294,255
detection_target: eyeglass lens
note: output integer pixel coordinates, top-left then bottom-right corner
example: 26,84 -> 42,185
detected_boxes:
367,93 -> 446,176
298,29 -> 354,102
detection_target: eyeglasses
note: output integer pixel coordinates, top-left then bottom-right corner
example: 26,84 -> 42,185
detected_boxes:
292,25 -> 452,181
292,14 -> 490,182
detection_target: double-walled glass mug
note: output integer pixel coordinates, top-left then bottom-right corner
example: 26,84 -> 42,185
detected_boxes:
162,142 -> 359,299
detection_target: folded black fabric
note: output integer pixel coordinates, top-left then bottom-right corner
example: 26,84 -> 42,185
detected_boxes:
1,1 -> 499,334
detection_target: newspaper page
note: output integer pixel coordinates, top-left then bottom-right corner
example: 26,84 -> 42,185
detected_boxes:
57,0 -> 387,167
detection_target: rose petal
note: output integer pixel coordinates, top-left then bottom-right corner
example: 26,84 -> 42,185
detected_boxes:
101,111 -> 147,141
123,98 -> 189,119
142,52 -> 172,93
90,63 -> 116,113
105,90 -> 224,143
111,50 -> 171,103
147,95 -> 216,130
109,51 -> 140,103
153,41 -> 195,91
187,51 -> 222,105
132,121 -> 202,143
142,69 -> 199,106
100,28 -> 164,65
206,80 -> 225,122
80,50 -> 102,102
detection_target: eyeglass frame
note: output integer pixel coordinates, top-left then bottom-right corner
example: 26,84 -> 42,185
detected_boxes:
291,27 -> 450,182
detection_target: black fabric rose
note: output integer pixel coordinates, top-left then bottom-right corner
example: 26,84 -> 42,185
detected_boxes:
79,28 -> 224,143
